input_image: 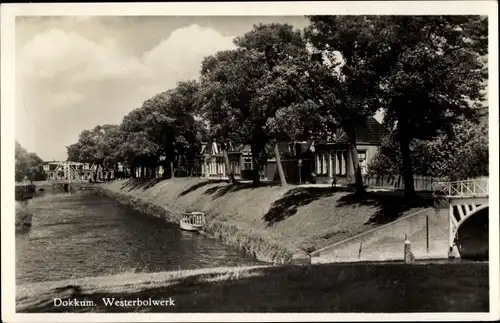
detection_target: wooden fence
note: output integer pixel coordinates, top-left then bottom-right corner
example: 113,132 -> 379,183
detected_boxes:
362,175 -> 447,191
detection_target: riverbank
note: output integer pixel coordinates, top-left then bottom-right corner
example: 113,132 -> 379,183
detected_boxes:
16,261 -> 489,312
15,201 -> 33,233
98,178 -> 436,264
16,192 -> 259,285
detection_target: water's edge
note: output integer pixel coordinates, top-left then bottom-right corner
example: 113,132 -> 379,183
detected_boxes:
94,187 -> 297,264
15,201 -> 33,233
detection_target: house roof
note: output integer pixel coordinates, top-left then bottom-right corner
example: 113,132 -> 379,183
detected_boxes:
200,117 -> 387,157
335,117 -> 387,145
200,141 -> 244,155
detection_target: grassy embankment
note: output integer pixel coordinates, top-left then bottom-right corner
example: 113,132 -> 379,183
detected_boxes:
16,262 -> 489,312
98,178 -> 437,264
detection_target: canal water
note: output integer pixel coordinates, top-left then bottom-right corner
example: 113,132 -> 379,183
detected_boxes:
16,191 -> 261,285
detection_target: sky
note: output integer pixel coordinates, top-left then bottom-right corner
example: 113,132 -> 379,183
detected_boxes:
14,15 -> 488,161
15,16 -> 311,161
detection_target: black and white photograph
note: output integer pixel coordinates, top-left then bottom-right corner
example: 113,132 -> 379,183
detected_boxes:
1,1 -> 498,321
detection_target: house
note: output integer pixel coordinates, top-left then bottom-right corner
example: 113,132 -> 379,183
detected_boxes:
265,140 -> 317,184
199,117 -> 387,184
312,116 -> 387,184
199,142 -> 257,179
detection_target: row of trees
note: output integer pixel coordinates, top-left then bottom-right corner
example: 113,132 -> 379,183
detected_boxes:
15,141 -> 45,182
67,16 -> 488,199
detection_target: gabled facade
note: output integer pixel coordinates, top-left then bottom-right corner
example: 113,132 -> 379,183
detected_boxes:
199,141 -> 254,179
313,117 -> 387,184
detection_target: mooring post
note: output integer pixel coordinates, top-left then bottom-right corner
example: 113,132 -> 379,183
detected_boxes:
404,234 -> 414,264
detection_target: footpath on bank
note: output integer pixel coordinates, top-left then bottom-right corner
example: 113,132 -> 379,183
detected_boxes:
16,261 -> 488,313
97,177 -> 442,264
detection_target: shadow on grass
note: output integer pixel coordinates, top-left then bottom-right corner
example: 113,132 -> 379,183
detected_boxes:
263,187 -> 346,226
120,178 -> 170,192
17,262 -> 489,313
178,179 -> 229,197
336,191 -> 435,225
202,181 -> 283,200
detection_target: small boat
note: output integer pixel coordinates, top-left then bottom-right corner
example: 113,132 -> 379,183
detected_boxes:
180,212 -> 205,232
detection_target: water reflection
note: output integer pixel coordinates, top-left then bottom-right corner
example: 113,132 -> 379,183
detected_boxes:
16,191 -> 260,285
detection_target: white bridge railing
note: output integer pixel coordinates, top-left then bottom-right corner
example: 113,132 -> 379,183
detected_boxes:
432,178 -> 489,198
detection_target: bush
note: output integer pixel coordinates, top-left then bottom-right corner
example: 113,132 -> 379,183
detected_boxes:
369,118 -> 488,180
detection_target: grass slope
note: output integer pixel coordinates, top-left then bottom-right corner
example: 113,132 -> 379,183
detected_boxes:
100,178 -> 435,263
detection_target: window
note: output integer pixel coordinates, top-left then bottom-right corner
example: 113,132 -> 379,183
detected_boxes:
341,151 -> 348,175
322,153 -> 327,175
244,157 -> 252,170
231,161 -> 240,175
316,154 -> 321,174
358,150 -> 367,175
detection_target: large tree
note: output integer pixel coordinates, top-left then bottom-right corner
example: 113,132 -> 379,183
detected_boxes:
198,49 -> 257,184
374,16 -> 487,197
15,141 -> 29,182
67,124 -> 121,180
306,16 -> 487,198
140,81 -> 204,178
15,141 -> 45,182
118,80 -> 206,178
232,23 -> 315,186
305,16 -> 391,195
119,106 -> 164,178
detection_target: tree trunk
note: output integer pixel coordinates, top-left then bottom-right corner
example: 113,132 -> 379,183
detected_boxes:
250,126 -> 267,186
398,118 -> 416,199
250,145 -> 261,186
347,127 -> 365,195
273,142 -> 287,186
170,160 -> 175,179
161,160 -> 168,178
222,144 -> 238,184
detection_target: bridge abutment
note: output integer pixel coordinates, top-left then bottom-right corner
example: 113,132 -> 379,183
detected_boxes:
434,179 -> 489,260
447,198 -> 488,259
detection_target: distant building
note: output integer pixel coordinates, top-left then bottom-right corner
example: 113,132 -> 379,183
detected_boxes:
43,161 -> 114,181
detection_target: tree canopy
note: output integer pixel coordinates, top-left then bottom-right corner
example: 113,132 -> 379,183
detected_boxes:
306,15 -> 488,197
15,141 -> 45,182
369,117 -> 489,180
65,17 -> 488,194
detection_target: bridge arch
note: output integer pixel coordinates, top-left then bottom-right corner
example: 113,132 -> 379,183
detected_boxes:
433,178 -> 489,259
454,206 -> 489,260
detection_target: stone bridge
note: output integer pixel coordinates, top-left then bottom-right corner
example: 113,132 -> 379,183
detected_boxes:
433,178 -> 489,259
